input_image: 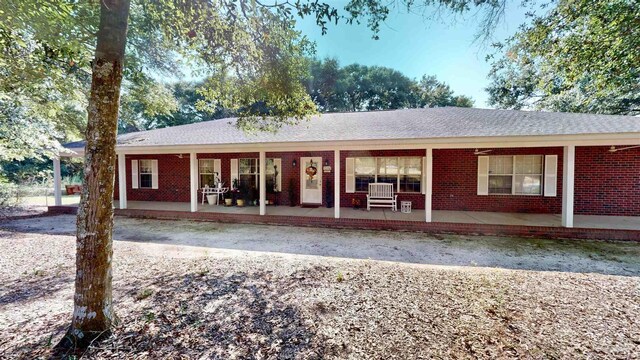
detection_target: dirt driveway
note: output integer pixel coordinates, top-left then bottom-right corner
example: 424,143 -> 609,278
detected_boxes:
2,214 -> 639,276
1,215 -> 639,358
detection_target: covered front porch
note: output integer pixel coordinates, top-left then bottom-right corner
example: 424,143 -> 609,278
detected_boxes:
113,200 -> 640,231
51,139 -> 640,240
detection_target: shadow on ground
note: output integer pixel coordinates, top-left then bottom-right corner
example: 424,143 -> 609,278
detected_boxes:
87,269 -> 330,359
0,273 -> 72,306
3,267 -> 337,359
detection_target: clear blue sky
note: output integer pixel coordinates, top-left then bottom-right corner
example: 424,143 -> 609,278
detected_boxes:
295,3 -> 531,108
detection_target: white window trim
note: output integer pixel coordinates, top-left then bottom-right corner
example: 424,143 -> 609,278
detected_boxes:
138,159 -> 157,189
238,157 -> 281,191
487,155 -> 544,196
353,156 -> 423,193
198,158 -> 220,188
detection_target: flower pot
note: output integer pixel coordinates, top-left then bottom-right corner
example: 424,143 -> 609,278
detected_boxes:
225,198 -> 232,206
207,195 -> 217,205
236,199 -> 245,207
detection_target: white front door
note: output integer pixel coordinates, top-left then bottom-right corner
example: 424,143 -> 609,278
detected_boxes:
300,157 -> 322,204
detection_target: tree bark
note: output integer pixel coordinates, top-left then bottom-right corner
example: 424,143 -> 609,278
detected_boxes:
67,0 -> 130,348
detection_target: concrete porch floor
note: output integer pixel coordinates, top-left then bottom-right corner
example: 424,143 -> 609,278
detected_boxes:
117,201 -> 640,230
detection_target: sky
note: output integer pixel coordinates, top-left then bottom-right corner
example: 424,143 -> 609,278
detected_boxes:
295,2 -> 532,108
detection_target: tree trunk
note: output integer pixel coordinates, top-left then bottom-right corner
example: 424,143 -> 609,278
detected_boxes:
67,0 -> 130,348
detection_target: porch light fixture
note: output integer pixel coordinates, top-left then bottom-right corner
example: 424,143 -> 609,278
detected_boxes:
608,145 -> 640,153
474,149 -> 493,155
324,160 -> 329,166
292,159 -> 297,167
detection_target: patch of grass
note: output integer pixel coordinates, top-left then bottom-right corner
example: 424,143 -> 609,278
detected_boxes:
143,311 -> 155,323
135,288 -> 154,301
337,271 -> 344,283
45,334 -> 53,348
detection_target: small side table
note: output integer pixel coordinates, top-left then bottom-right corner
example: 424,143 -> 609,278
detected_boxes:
401,201 -> 412,214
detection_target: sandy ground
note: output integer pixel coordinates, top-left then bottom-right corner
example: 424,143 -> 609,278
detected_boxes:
0,215 -> 639,358
2,215 -> 640,276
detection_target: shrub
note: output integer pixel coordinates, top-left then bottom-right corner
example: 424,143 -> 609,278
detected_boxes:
0,181 -> 19,209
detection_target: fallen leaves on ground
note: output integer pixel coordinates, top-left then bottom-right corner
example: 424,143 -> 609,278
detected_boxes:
0,231 -> 639,359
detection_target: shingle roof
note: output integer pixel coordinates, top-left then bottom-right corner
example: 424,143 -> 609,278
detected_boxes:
64,107 -> 640,150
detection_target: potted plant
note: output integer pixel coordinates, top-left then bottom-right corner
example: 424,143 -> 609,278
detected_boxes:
236,179 -> 249,207
352,198 -> 361,209
229,178 -> 240,206
249,187 -> 258,206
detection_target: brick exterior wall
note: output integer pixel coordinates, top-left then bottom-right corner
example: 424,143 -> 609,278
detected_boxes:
114,154 -> 191,202
340,149 -> 427,209
113,146 -> 639,216
575,146 -> 640,216
432,147 -> 564,213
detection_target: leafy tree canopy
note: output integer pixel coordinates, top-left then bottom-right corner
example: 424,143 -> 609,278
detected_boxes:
1,0 -> 505,161
306,59 -> 474,112
486,0 -> 640,115
120,59 -> 475,133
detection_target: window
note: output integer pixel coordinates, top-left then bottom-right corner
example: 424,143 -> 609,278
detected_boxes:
377,158 -> 398,186
239,158 -> 278,191
514,155 -> 543,195
265,158 -> 277,192
399,157 -> 422,193
355,157 -> 422,193
488,155 -> 543,195
355,157 -> 376,192
139,159 -> 153,189
488,156 -> 513,194
199,159 -> 217,187
239,158 -> 258,190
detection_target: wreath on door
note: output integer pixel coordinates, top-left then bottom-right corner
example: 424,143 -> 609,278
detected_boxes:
305,161 -> 318,180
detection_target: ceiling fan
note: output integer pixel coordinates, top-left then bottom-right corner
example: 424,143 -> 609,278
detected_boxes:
474,149 -> 493,155
608,145 -> 640,153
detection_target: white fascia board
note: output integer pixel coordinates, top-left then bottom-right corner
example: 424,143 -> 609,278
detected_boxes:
55,148 -> 84,158
112,132 -> 640,155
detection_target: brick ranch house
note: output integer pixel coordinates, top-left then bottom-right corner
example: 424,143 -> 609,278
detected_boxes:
56,107 -> 640,240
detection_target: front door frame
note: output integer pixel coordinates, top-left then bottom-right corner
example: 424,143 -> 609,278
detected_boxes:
300,156 -> 323,205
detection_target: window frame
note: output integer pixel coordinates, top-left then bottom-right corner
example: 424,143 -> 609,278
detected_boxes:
198,159 -> 217,188
138,159 -> 153,189
487,155 -> 544,196
238,158 -> 278,191
354,156 -> 422,193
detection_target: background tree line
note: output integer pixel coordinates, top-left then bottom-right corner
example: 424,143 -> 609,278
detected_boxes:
305,58 -> 473,113
118,58 -> 474,134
